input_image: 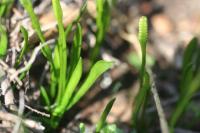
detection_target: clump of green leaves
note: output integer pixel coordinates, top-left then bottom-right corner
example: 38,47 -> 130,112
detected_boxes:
170,37 -> 200,132
0,0 -> 13,17
131,16 -> 151,131
20,0 -> 113,129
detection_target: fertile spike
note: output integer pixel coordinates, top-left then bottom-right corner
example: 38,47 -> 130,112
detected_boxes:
138,16 -> 148,46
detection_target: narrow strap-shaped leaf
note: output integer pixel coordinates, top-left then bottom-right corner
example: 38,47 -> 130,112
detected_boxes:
67,23 -> 82,83
52,0 -> 68,103
50,44 -> 60,98
90,0 -> 111,64
19,0 -> 52,62
67,60 -> 113,109
182,37 -> 198,69
96,98 -> 116,133
65,23 -> 73,38
180,63 -> 193,94
0,0 -> 8,17
194,46 -> 200,73
0,0 -> 13,17
16,26 -> 29,66
40,86 -> 51,110
72,23 -> 82,67
64,0 -> 86,37
73,0 -> 87,23
0,24 -> 7,58
102,0 -> 111,32
53,58 -> 82,116
170,71 -> 200,130
180,37 -> 198,93
0,0 -> 6,17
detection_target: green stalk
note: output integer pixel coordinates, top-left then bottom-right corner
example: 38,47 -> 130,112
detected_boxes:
138,16 -> 148,87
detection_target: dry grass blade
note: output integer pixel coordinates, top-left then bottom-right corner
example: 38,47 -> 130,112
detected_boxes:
150,71 -> 169,133
10,39 -> 55,81
0,111 -> 45,131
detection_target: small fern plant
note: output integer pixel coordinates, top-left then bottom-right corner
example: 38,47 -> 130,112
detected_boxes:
132,16 -> 151,132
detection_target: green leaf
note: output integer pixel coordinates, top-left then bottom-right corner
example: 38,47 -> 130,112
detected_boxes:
52,0 -> 68,103
19,0 -> 52,62
67,23 -> 82,83
180,63 -> 193,94
182,37 -> 198,69
50,44 -> 60,98
195,47 -> 200,73
52,0 -> 67,103
64,0 -> 87,37
180,37 -> 198,93
65,23 -> 73,38
16,26 -> 29,66
170,71 -> 200,130
40,86 -> 51,110
96,98 -> 116,133
72,23 -> 82,67
53,58 -> 82,116
0,24 -> 7,58
67,60 -> 113,109
0,0 -> 13,17
90,0 -> 112,64
74,0 -> 87,23
0,0 -> 7,17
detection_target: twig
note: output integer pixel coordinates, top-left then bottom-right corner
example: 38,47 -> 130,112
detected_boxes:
24,104 -> 50,118
0,59 -> 22,86
12,91 -> 25,133
0,111 -> 45,131
150,74 -> 169,133
10,39 -> 55,81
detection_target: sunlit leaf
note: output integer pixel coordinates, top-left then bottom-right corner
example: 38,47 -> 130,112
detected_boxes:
67,60 -> 113,109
